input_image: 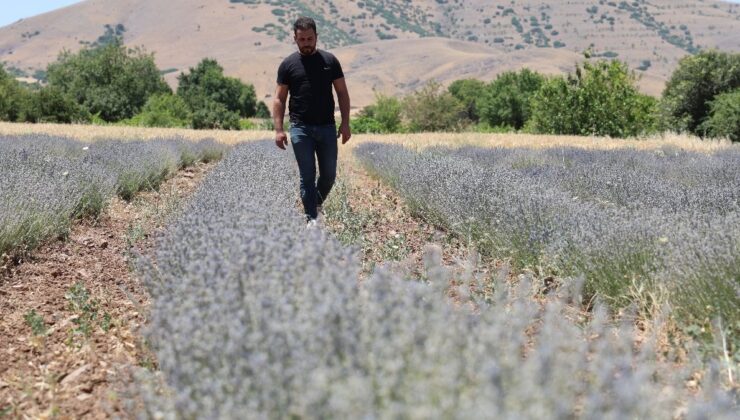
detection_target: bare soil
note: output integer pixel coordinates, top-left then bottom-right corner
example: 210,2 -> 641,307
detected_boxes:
0,162 -> 214,419
325,154 -> 507,293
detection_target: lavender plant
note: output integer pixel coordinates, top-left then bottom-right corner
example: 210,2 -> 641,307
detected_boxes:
0,134 -> 226,257
355,143 -> 740,329
136,141 -> 737,418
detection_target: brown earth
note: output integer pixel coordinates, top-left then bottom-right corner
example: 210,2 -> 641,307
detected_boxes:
0,161 -> 214,419
0,127 -> 729,417
2,0 -> 739,106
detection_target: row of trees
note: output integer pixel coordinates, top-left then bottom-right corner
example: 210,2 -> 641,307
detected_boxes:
0,39 -> 270,129
353,50 -> 739,141
1,41 -> 736,140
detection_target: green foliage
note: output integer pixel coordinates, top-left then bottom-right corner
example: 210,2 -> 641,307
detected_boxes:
359,93 -> 403,133
22,86 -> 91,124
177,58 -> 257,119
65,282 -> 111,338
191,100 -> 240,130
239,119 -> 256,130
698,89 -> 740,142
448,78 -> 485,122
92,23 -> 126,48
255,101 -> 271,119
129,93 -> 191,128
46,39 -> 170,122
402,81 -> 466,132
350,115 -> 385,134
661,50 -> 740,135
0,65 -> 28,122
24,310 -> 46,336
529,60 -> 658,137
478,69 -> 545,130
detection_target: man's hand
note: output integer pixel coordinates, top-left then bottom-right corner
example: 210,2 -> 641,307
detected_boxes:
337,122 -> 351,144
275,131 -> 288,150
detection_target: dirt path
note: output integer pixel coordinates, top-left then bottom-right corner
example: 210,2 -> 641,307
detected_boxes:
0,162 -> 214,419
325,152 -> 504,288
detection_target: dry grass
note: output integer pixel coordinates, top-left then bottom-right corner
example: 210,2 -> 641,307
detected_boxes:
3,121 -> 734,154
345,131 -> 735,154
0,122 -> 273,144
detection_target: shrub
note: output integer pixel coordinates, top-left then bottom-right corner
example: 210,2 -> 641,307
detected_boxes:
0,135 -> 226,257
191,99 -> 240,130
661,50 -> 740,135
448,78 -> 486,122
356,142 -> 740,327
698,89 -> 740,142
358,93 -> 403,133
529,60 -> 658,137
239,119 -> 256,130
478,69 -> 545,130
129,93 -> 191,128
350,115 -> 385,133
255,101 -> 271,118
22,86 -> 91,124
0,65 -> 28,122
402,81 -> 466,132
132,140 -> 737,418
177,58 -> 257,118
46,39 -> 170,122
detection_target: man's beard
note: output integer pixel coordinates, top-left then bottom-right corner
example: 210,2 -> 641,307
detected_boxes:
300,46 -> 315,55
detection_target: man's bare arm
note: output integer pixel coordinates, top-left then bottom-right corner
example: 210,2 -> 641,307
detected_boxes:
333,77 -> 351,144
273,84 -> 289,149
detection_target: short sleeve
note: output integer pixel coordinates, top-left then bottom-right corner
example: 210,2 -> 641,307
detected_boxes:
331,55 -> 344,81
277,59 -> 290,85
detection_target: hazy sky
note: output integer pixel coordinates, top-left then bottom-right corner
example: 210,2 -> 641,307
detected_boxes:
0,1 -> 82,28
1,0 -> 740,29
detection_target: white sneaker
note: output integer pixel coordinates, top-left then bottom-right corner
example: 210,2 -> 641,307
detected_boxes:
306,219 -> 319,229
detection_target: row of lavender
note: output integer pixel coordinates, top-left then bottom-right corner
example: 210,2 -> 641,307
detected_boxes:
355,143 -> 740,327
136,140 -> 735,418
0,134 -> 226,258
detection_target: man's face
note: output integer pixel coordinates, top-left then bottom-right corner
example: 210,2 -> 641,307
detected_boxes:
295,28 -> 317,55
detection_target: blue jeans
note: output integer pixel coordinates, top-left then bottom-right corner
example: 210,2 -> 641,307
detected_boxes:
289,123 -> 338,220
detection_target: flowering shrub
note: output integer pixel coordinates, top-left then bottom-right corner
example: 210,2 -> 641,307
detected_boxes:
137,141 -> 736,418
355,143 -> 740,327
0,134 -> 226,257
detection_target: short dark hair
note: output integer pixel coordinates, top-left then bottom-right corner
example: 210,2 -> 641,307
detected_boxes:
293,17 -> 317,35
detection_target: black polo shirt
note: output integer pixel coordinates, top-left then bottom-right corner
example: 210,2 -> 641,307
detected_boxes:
277,50 -> 344,125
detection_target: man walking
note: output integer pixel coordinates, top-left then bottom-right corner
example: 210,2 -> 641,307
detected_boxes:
273,16 -> 351,226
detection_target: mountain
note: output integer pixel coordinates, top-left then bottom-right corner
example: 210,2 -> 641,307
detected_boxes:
1,0 -> 738,109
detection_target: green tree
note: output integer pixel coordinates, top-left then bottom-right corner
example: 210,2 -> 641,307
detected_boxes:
698,89 -> 740,142
0,64 -> 28,122
129,93 -> 191,128
177,58 -> 256,118
661,50 -> 740,135
46,39 -> 170,122
402,81 -> 466,132
448,78 -> 485,122
255,101 -> 271,119
478,69 -> 545,129
529,60 -> 657,137
22,86 -> 91,124
191,100 -> 240,130
359,93 -> 402,133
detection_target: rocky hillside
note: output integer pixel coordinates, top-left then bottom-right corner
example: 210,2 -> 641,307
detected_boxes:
1,0 -> 738,108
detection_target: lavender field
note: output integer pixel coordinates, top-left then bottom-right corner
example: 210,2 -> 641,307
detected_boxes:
355,143 -> 740,328
0,134 -> 226,258
134,141 -> 736,418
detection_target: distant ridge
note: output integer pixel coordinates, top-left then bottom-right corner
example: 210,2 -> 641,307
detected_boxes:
1,0 -> 738,108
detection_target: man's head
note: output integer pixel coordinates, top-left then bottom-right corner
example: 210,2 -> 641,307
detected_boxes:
293,17 -> 317,56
